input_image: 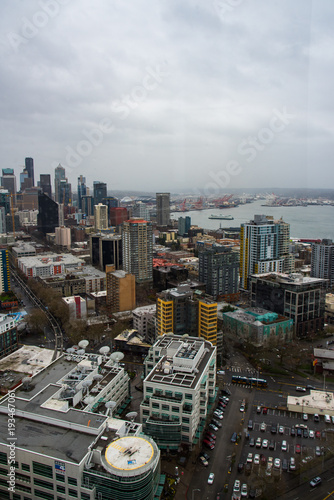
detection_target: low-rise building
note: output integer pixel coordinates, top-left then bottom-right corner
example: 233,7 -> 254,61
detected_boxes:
223,307 -> 293,346
62,295 -> 87,320
132,305 -> 156,337
287,390 -> 334,417
18,253 -> 84,278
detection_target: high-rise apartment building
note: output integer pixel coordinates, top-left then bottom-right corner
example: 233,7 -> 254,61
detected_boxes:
178,216 -> 191,236
94,203 -> 108,231
311,239 -> 334,288
122,219 -> 153,282
156,192 -> 170,226
25,157 -> 34,186
93,181 -> 107,205
106,268 -> 136,312
156,285 -> 218,344
240,214 -> 293,290
0,249 -> 10,293
77,175 -> 87,210
39,173 -> 52,197
132,201 -> 151,221
199,243 -> 239,300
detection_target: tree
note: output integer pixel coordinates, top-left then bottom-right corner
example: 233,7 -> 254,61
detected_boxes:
26,309 -> 48,335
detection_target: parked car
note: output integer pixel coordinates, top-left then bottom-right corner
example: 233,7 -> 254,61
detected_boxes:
316,446 -> 321,456
246,453 -> 253,463
278,426 -> 284,434
206,431 -> 216,440
248,420 -> 253,430
237,462 -> 244,473
233,479 -> 241,493
314,413 -> 320,422
325,414 -> 331,423
331,416 -> 334,425
245,463 -> 252,475
211,419 -> 222,428
262,407 -> 268,414
208,472 -> 215,484
262,439 -> 269,448
260,454 -> 267,466
316,430 -> 321,439
203,440 -> 214,450
295,444 -> 301,454
297,428 -> 302,437
249,437 -> 255,447
199,456 -> 208,466
254,454 -> 260,465
239,404 -> 245,412
269,440 -> 275,450
310,476 -> 322,487
256,437 -> 262,448
209,423 -> 218,432
271,424 -> 277,434
257,406 -> 261,413
231,432 -> 238,443
274,458 -> 281,469
303,429 -> 308,438
303,413 -> 308,421
241,483 -> 248,498
200,452 -> 210,461
296,386 -> 306,392
213,411 -> 223,419
260,422 -> 266,432
282,459 -> 288,471
290,427 -> 296,437
204,435 -> 215,443
289,457 -> 296,471
309,430 -> 315,438
281,440 -> 287,451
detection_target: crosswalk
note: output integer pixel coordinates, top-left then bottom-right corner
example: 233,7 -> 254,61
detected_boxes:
227,366 -> 257,374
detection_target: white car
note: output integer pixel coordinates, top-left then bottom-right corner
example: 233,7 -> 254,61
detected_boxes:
254,454 -> 260,465
240,404 -> 245,412
278,426 -> 284,434
309,429 -> 315,438
325,414 -> 331,423
262,439 -> 269,448
281,440 -> 287,452
246,453 -> 253,463
217,370 -> 225,375
233,479 -> 241,493
241,483 -> 248,497
208,472 -> 215,484
303,413 -> 308,421
213,411 -> 223,419
274,458 -> 281,469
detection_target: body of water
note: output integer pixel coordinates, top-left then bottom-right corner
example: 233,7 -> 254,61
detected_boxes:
171,200 -> 334,240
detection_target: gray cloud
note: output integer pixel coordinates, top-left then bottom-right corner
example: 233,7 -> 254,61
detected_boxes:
0,0 -> 333,193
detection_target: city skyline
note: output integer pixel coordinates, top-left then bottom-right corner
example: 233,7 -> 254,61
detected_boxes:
0,1 -> 333,193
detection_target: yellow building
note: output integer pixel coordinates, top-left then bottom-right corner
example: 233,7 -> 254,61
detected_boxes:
157,297 -> 173,335
198,300 -> 218,345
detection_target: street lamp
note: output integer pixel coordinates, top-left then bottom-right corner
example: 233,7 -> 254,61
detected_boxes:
192,488 -> 200,500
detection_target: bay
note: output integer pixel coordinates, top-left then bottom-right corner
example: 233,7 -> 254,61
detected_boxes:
171,199 -> 334,240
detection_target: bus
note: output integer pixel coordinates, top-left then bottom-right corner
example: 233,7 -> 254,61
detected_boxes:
231,375 -> 268,388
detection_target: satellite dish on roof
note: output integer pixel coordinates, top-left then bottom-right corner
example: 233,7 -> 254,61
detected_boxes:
105,401 -> 117,416
82,380 -> 92,388
99,346 -> 110,355
77,349 -> 85,355
67,348 -> 75,354
93,374 -> 103,381
126,411 -> 138,422
110,352 -> 124,364
79,340 -> 89,349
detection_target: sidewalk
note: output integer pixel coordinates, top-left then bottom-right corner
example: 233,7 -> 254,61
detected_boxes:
161,449 -> 198,500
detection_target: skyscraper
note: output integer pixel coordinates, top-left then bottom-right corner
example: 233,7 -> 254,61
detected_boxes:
93,181 -> 107,205
240,215 -> 292,290
25,157 -> 34,186
1,169 -> 16,203
81,195 -> 94,217
311,239 -> 334,288
39,174 -> 52,197
77,175 -> 87,210
94,203 -> 108,231
37,192 -> 59,234
156,192 -> 170,226
122,219 -> 153,282
54,164 -> 66,203
178,216 -> 191,236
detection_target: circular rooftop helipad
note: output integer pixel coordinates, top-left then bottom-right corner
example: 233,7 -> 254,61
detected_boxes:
105,436 -> 154,471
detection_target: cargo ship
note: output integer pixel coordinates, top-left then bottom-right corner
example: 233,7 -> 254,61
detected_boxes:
208,214 -> 234,220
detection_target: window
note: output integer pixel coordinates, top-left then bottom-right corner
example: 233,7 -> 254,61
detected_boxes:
185,393 -> 193,400
32,462 -> 53,479
146,387 -> 153,393
57,485 -> 66,493
69,488 -> 78,497
68,477 -> 77,486
56,474 -> 65,482
0,452 -> 7,465
34,478 -> 54,490
172,406 -> 180,413
21,463 -> 30,472
34,490 -> 54,500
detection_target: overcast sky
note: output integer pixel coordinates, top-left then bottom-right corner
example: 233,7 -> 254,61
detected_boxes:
0,0 -> 333,194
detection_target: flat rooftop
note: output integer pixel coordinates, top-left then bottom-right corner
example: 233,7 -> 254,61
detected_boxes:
287,390 -> 334,414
